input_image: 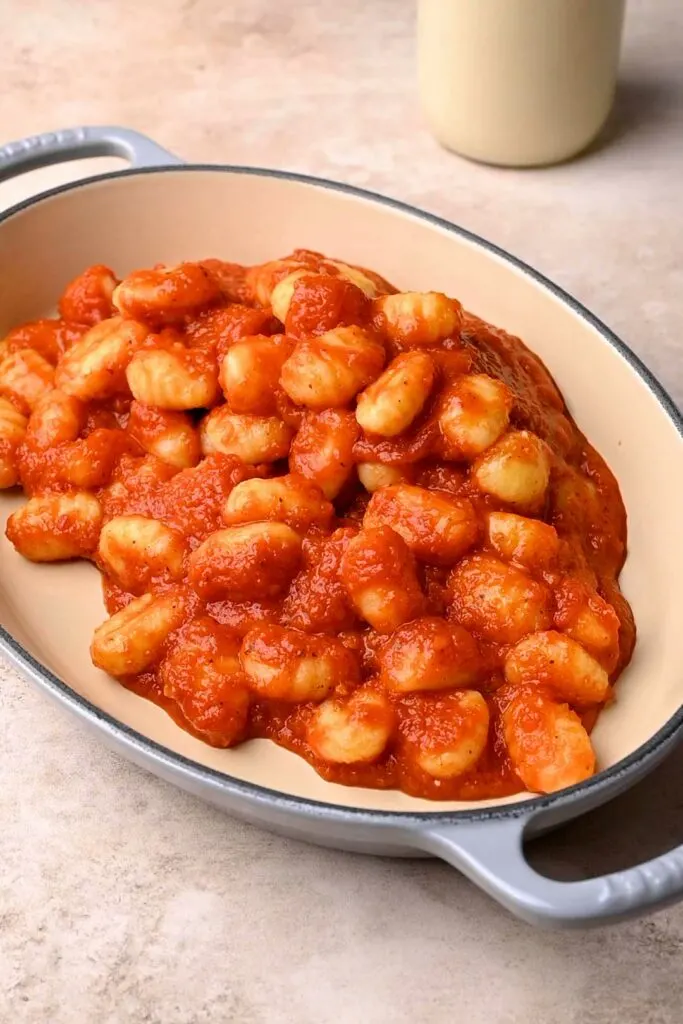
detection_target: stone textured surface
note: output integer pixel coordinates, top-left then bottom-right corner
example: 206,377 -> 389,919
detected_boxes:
1,1 -> 683,1020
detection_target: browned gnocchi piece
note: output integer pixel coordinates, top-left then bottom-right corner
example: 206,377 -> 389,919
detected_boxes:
340,526 -> 426,632
448,553 -> 552,643
223,474 -> 333,531
486,511 -> 559,570
502,687 -> 595,793
0,395 -> 28,488
289,409 -> 359,499
0,349 -> 55,409
280,325 -> 385,409
307,688 -> 395,764
364,483 -> 478,564
200,407 -> 293,464
553,578 -> 621,671
356,461 -> 411,493
97,515 -> 187,593
439,374 -> 512,458
240,624 -> 360,702
473,430 -> 551,509
55,317 -> 148,400
91,590 -> 188,676
160,617 -> 250,747
6,492 -> 102,561
113,263 -> 221,325
373,291 -> 462,346
188,523 -> 302,601
269,271 -> 316,323
504,630 -> 610,706
400,690 -> 490,779
379,616 -> 480,692
25,389 -> 85,449
127,346 -> 219,410
219,334 -> 293,414
356,351 -> 435,437
127,401 -> 201,469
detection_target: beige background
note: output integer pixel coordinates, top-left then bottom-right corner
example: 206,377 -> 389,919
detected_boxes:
1,1 -> 683,1021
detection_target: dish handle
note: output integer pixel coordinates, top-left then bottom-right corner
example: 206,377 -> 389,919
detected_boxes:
0,125 -> 182,182
414,815 -> 683,927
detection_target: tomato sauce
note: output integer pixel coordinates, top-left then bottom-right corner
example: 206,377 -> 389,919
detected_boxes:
2,256 -> 634,801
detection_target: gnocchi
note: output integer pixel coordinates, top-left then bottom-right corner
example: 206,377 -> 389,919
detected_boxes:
364,483 -> 479,564
356,351 -> 434,437
200,407 -> 293,464
380,616 -> 480,692
439,374 -> 512,458
0,396 -> 28,489
400,690 -> 490,779
223,474 -> 333,532
504,630 -> 610,706
448,554 -> 552,643
340,526 -> 425,632
188,523 -> 302,601
240,624 -> 360,702
502,687 -> 595,793
126,346 -> 219,410
280,325 -> 385,409
6,492 -> 102,561
55,317 -> 148,400
373,291 -> 462,346
1,250 -> 633,803
473,429 -> 551,509
91,590 -> 188,677
307,689 -> 395,764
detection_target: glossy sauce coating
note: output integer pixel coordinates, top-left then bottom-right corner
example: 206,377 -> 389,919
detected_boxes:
1,252 -> 635,800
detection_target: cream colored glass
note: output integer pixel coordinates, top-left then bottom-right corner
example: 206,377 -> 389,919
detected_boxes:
418,0 -> 626,167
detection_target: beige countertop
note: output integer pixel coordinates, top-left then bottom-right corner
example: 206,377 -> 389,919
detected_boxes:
2,1 -> 683,1021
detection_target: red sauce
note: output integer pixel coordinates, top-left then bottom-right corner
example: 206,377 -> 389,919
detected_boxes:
3,255 -> 635,801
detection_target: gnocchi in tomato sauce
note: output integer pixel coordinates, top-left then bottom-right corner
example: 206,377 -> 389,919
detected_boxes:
0,250 -> 635,799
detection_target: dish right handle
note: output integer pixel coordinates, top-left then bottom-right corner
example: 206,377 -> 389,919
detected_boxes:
0,125 -> 181,182
414,815 -> 683,928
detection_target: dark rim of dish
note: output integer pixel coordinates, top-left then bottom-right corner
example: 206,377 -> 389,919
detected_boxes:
1,163 -> 682,827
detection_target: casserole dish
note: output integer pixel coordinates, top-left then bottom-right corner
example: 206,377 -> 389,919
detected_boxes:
1,125 -> 682,927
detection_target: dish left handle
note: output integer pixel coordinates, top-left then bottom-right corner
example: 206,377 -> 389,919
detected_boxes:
0,125 -> 182,182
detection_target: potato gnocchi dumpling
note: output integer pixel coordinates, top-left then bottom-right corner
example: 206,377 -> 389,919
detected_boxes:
160,618 -> 250,747
188,523 -> 302,601
356,351 -> 435,437
379,617 -> 480,692
501,687 -> 595,794
473,429 -> 551,509
91,590 -> 188,677
223,474 -> 333,532
6,492 -> 102,561
127,346 -> 219,410
280,325 -> 385,409
307,688 -> 395,764
55,317 -> 148,400
364,483 -> 479,565
373,291 -> 462,346
2,250 -> 633,802
448,553 -> 552,644
0,396 -> 28,488
439,373 -> 513,459
0,348 -> 55,409
504,630 -> 610,707
400,690 -> 490,779
240,624 -> 360,702
340,526 -> 426,632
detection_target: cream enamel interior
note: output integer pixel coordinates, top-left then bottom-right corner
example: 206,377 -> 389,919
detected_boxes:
1,168 -> 681,813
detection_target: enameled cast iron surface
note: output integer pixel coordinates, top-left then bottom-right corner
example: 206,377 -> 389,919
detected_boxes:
1,127 -> 683,926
